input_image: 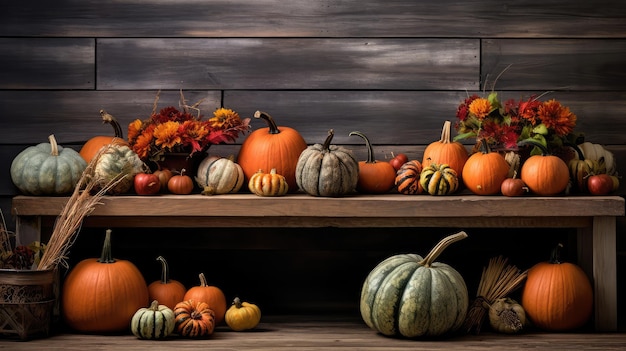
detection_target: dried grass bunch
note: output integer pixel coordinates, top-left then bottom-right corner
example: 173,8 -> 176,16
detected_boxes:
463,256 -> 528,334
36,145 -> 126,271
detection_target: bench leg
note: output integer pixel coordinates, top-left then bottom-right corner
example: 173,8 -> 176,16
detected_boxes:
592,216 -> 617,331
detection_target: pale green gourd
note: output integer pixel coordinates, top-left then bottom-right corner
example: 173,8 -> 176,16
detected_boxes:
131,300 -> 176,340
10,134 -> 87,195
94,144 -> 145,194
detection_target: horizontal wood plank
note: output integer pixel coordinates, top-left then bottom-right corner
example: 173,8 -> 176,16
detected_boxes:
482,39 -> 626,91
96,38 -> 479,90
0,38 -> 94,90
2,1 -> 625,38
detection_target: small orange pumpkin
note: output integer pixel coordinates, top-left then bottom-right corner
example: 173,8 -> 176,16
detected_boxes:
167,169 -> 194,194
500,173 -> 528,197
394,160 -> 423,195
520,141 -> 570,196
422,120 -> 469,180
349,131 -> 396,194
183,273 -> 227,324
462,141 -> 509,195
174,300 -> 216,338
521,243 -> 593,331
248,168 -> 289,196
147,256 -> 187,310
79,110 -> 129,163
237,111 -> 307,192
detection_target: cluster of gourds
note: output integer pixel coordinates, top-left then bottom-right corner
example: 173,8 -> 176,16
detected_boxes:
62,229 -> 261,340
9,109 -> 619,197
360,232 -> 595,339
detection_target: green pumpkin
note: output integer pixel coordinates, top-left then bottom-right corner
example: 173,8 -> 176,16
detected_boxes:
131,300 -> 176,340
94,144 -> 145,194
360,232 -> 469,338
295,129 -> 359,197
10,134 -> 87,195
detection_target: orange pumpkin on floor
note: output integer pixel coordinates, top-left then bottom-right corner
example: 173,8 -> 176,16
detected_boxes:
79,110 -> 129,163
174,300 -> 216,338
62,229 -> 149,333
183,273 -> 227,324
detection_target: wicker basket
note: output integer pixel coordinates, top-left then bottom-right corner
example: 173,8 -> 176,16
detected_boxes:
0,269 -> 56,340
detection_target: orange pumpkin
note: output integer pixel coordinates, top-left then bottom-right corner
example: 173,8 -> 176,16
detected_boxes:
349,131 -> 396,194
148,256 -> 187,310
167,169 -> 194,194
394,160 -> 423,195
237,111 -> 307,191
79,110 -> 129,163
183,273 -> 227,324
62,229 -> 149,333
422,120 -> 469,180
174,300 -> 216,338
462,141 -> 509,195
521,243 -> 593,331
520,142 -> 570,196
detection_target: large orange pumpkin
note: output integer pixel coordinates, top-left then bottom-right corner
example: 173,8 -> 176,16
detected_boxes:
147,256 -> 187,310
521,243 -> 593,331
183,273 -> 227,324
520,142 -> 570,196
349,131 -> 396,194
462,141 -> 509,195
422,120 -> 469,180
79,110 -> 129,163
62,229 -> 149,333
237,111 -> 307,191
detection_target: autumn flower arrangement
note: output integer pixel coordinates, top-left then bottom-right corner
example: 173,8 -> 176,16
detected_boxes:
454,91 -> 579,155
127,92 -> 250,163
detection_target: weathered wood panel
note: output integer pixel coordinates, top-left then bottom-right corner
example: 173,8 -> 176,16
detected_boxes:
0,38 -> 94,89
482,39 -> 626,91
2,1 -> 626,38
96,38 -> 479,90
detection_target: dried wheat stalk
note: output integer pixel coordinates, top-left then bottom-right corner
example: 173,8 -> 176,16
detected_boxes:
36,145 -> 125,271
463,256 -> 528,334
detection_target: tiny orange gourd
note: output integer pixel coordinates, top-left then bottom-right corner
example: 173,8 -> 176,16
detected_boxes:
248,168 -> 289,196
349,131 -> 396,194
167,169 -> 194,194
174,300 -> 216,338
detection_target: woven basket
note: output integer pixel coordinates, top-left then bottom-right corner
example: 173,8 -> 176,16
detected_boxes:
0,269 -> 56,340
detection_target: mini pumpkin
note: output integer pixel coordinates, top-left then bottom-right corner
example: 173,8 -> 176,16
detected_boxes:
225,297 -> 262,331
395,160 -> 423,195
295,129 -> 359,197
131,300 -> 176,340
174,300 -> 216,338
422,120 -> 469,180
10,134 -> 87,195
168,169 -> 194,194
80,110 -> 129,163
349,131 -> 396,194
196,155 -> 244,195
147,256 -> 187,310
183,273 -> 227,324
248,168 -> 289,196
237,111 -> 307,192
360,231 -> 469,338
419,163 -> 459,195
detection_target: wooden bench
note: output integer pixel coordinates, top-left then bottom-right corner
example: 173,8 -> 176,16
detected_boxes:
11,193 -> 625,331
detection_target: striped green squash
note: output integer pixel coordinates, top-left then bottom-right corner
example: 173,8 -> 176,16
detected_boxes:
131,300 -> 176,340
419,163 -> 459,195
360,232 -> 469,338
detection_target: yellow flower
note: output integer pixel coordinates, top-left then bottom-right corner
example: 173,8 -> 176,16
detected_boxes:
209,108 -> 241,129
153,121 -> 182,149
469,98 -> 492,120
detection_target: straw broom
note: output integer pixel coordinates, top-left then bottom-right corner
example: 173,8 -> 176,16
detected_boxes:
36,145 -> 127,271
463,255 -> 528,334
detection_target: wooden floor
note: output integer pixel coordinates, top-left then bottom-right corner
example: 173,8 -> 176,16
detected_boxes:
1,315 -> 626,350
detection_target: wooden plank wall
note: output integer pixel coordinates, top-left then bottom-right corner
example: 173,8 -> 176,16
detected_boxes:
1,1 -> 625,316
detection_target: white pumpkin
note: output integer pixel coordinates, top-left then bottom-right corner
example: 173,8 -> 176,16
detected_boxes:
575,142 -> 617,175
195,155 -> 244,195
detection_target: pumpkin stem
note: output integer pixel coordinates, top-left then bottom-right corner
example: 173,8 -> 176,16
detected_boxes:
562,138 -> 586,160
549,243 -> 564,264
322,129 -> 335,150
100,109 -> 124,139
439,121 -> 453,144
233,297 -> 243,308
349,131 -> 375,163
156,255 -> 172,284
149,300 -> 160,311
198,272 -> 208,287
48,134 -> 59,156
254,111 -> 281,135
517,139 -> 550,156
97,229 -> 116,264
418,231 -> 468,267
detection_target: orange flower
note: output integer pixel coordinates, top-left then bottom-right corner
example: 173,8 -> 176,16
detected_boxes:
469,98 -> 492,120
209,108 -> 242,129
153,121 -> 182,149
132,129 -> 154,159
538,99 -> 577,136
127,119 -> 143,142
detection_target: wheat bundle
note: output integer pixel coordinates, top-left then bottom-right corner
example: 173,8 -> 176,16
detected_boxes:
463,255 -> 528,334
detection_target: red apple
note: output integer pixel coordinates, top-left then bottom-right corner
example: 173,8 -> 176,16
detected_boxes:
389,153 -> 409,171
587,174 -> 613,195
134,173 -> 161,195
501,178 -> 528,197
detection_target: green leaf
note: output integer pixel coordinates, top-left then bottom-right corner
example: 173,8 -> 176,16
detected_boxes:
453,131 -> 476,141
532,123 -> 549,135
